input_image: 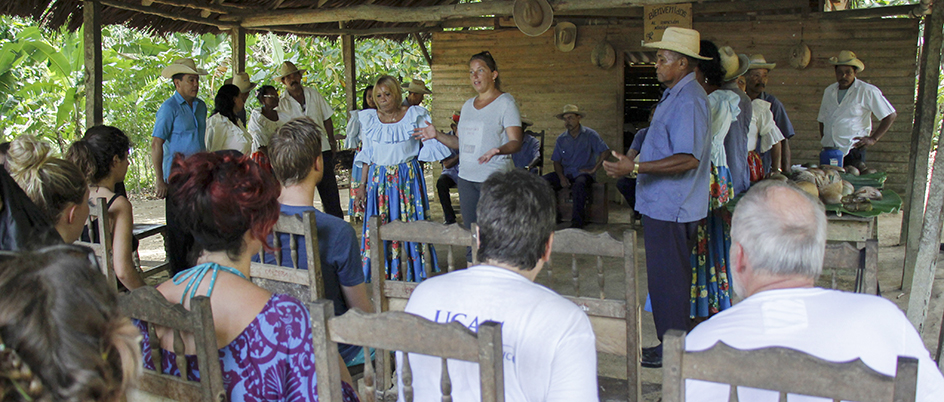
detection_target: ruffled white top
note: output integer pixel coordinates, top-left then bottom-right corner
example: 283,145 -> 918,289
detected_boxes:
205,113 -> 251,155
354,106 -> 452,167
747,99 -> 785,154
707,90 -> 741,167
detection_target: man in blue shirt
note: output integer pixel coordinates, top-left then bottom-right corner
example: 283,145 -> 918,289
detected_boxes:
151,58 -> 208,274
604,27 -> 712,368
263,117 -> 372,365
543,105 -> 609,228
745,54 -> 795,174
718,47 -> 753,195
512,118 -> 542,173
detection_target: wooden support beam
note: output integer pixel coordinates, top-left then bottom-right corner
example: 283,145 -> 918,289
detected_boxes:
231,26 -> 246,75
147,0 -> 247,13
233,0 -> 685,28
84,0 -> 103,128
341,33 -> 356,112
413,33 -> 432,66
900,4 -> 944,292
260,24 -> 438,36
905,0 -> 944,333
99,0 -> 238,29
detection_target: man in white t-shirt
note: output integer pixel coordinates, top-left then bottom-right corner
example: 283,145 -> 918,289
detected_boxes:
817,50 -> 896,168
685,181 -> 944,402
399,169 -> 598,402
276,61 -> 343,219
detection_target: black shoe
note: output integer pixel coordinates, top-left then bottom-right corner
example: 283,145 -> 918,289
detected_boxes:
641,346 -> 662,368
444,219 -> 456,225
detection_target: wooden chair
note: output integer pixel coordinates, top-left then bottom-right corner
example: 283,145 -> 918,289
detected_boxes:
118,286 -> 225,402
661,329 -> 918,402
540,228 -> 640,401
369,216 -> 477,314
823,239 -> 879,295
75,197 -> 117,289
311,299 -> 504,402
132,223 -> 172,279
252,211 -> 325,303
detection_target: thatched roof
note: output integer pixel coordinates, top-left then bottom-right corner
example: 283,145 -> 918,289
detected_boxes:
0,0 -> 464,41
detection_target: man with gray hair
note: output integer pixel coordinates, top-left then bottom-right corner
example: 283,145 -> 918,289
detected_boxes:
684,181 -> 944,401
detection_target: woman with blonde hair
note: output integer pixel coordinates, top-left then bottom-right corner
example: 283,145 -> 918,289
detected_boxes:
7,135 -> 89,244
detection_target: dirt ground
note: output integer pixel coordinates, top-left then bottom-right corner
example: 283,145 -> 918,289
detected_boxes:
129,171 -> 944,402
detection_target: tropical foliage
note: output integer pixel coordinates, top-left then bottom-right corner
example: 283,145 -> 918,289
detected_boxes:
0,16 -> 430,192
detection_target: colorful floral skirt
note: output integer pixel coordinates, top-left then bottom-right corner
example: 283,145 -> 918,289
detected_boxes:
348,149 -> 365,220
690,163 -> 735,318
360,159 -> 438,282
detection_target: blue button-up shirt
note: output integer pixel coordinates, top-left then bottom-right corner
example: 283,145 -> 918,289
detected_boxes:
721,82 -> 753,195
636,72 -> 711,223
758,91 -> 794,173
551,126 -> 609,177
152,91 -> 207,180
512,133 -> 541,172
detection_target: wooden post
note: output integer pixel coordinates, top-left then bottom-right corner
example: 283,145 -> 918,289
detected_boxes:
231,26 -> 246,75
413,33 -> 432,66
900,3 -> 944,291
83,0 -> 103,128
341,32 -> 356,112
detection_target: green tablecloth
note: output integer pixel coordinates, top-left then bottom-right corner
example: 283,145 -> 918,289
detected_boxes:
725,185 -> 901,218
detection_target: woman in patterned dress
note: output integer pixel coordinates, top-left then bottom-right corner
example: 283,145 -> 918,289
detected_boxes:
690,40 -> 740,318
353,76 -> 451,282
137,151 -> 359,401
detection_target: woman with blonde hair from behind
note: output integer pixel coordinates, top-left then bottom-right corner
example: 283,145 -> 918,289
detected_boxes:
66,126 -> 146,289
7,135 -> 89,244
0,245 -> 142,401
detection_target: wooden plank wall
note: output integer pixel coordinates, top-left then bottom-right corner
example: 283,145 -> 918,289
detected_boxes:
430,16 -> 919,195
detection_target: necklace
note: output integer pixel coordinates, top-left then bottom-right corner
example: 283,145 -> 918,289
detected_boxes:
172,262 -> 248,304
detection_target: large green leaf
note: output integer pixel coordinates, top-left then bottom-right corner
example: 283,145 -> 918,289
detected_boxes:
269,34 -> 284,66
22,39 -> 71,78
56,87 -> 76,128
823,189 -> 902,217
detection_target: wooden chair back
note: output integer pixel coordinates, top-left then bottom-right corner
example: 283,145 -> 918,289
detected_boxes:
661,329 -> 918,402
76,197 -> 117,289
369,216 -> 477,313
252,211 -> 325,302
539,228 -> 640,401
311,300 -> 503,402
823,239 -> 878,294
118,286 -> 225,402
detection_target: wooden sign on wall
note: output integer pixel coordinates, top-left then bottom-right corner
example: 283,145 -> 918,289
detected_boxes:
643,3 -> 693,43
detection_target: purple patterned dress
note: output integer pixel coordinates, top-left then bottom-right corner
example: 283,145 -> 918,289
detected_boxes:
137,293 -> 359,401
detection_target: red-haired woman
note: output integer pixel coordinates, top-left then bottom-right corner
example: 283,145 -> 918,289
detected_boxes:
136,151 -> 358,401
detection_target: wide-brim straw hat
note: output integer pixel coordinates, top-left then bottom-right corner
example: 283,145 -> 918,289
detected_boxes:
555,22 -> 576,52
277,61 -> 307,80
402,79 -> 432,94
591,41 -> 616,70
790,43 -> 812,69
161,58 -> 208,79
230,72 -> 257,93
719,46 -> 750,81
521,116 -> 534,127
555,104 -> 586,119
747,54 -> 777,71
828,50 -> 865,72
514,0 -> 553,37
642,27 -> 711,61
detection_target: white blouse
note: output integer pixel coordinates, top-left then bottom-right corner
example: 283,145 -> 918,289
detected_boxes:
205,113 -> 252,155
247,108 -> 289,153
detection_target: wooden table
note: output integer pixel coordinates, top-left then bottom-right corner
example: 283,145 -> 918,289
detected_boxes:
827,213 -> 877,243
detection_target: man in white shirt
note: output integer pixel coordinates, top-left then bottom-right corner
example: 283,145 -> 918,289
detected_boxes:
685,181 -> 944,402
277,61 -> 343,218
400,169 -> 598,402
817,50 -> 897,168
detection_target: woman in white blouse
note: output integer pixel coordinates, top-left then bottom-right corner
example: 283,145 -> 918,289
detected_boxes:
206,84 -> 252,154
247,85 -> 288,154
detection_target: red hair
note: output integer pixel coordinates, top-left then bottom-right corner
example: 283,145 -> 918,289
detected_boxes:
168,151 -> 280,259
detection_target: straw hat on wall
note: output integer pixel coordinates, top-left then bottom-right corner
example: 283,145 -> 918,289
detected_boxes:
514,0 -> 553,37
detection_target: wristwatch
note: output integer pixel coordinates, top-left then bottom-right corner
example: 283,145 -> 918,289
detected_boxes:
632,163 -> 640,176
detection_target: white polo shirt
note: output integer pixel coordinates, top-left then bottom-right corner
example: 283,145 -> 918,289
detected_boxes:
817,78 -> 895,156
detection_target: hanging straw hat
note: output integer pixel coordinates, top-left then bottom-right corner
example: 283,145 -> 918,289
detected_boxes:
642,27 -> 711,61
591,41 -> 616,70
747,54 -> 777,71
277,61 -> 307,80
828,50 -> 865,72
160,58 -> 208,79
229,72 -> 257,93
789,43 -> 812,70
402,79 -> 432,94
719,46 -> 750,81
513,0 -> 553,37
555,104 -> 586,119
555,22 -> 576,52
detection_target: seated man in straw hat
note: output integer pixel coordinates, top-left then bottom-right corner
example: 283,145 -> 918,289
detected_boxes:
276,61 -> 343,219
402,78 -> 432,106
744,54 -> 794,174
543,104 -> 609,229
152,57 -> 209,274
818,50 -> 897,168
511,117 -> 541,173
604,26 -> 712,368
